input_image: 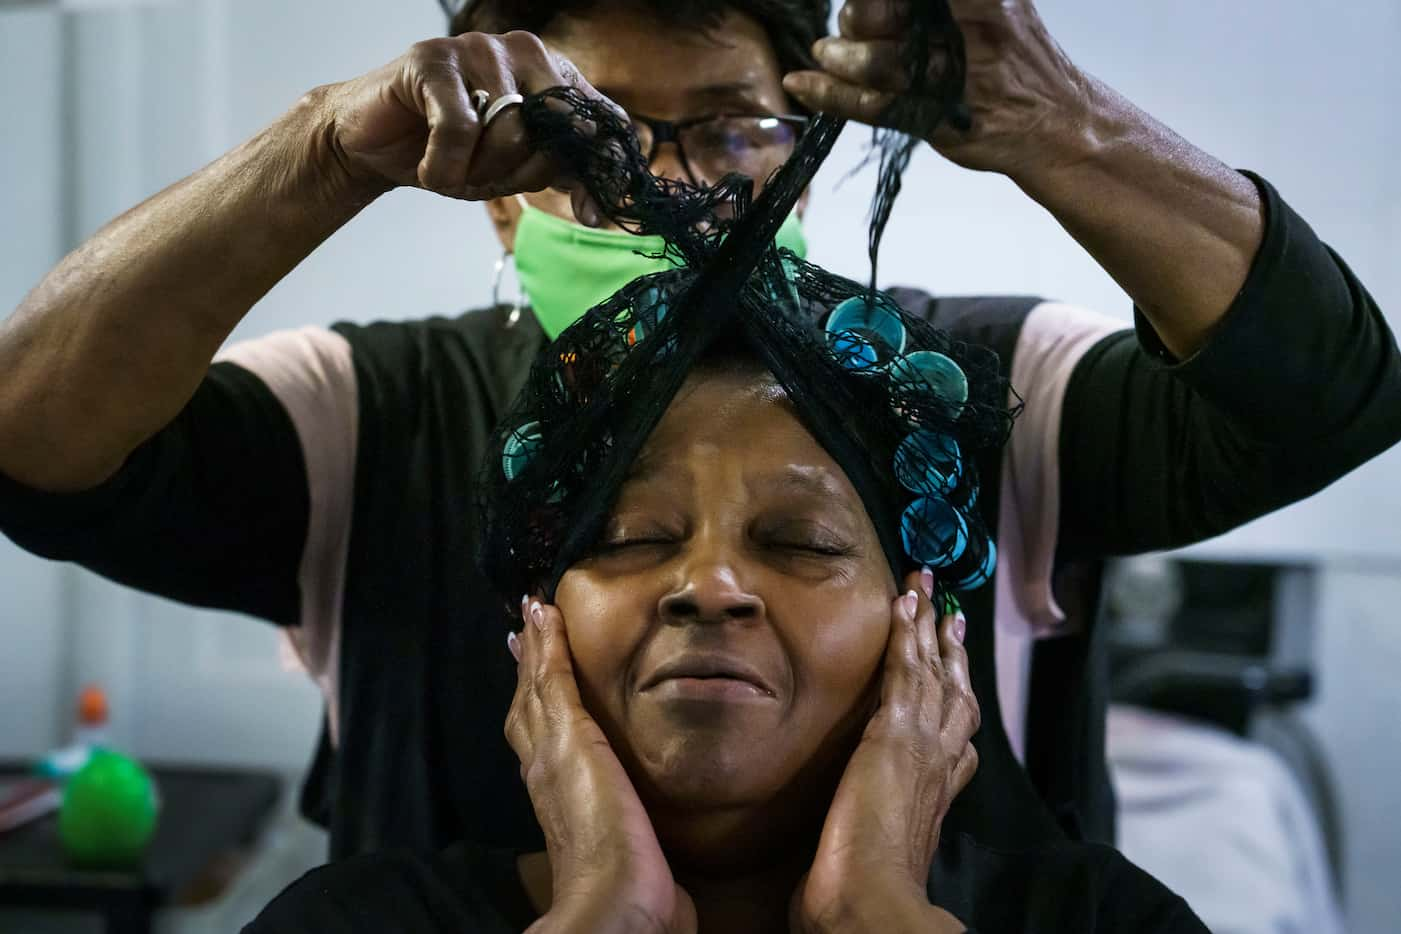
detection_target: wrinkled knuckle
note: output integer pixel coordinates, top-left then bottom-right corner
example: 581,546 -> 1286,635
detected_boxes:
504,30 -> 550,63
409,37 -> 452,61
960,689 -> 982,729
417,57 -> 465,88
452,31 -> 492,57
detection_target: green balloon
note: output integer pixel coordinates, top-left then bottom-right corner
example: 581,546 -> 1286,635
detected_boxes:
59,750 -> 159,868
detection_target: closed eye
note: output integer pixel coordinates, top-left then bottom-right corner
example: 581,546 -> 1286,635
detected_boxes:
765,538 -> 855,558
593,536 -> 677,554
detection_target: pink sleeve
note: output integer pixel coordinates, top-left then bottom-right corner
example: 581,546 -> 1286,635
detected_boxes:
994,302 -> 1123,762
216,328 -> 358,745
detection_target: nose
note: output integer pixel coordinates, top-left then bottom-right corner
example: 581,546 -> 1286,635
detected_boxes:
659,555 -> 764,626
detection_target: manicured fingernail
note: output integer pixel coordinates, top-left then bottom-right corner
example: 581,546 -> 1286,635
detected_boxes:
953,613 -> 967,645
507,631 -> 521,662
920,567 -> 934,598
530,601 -> 546,632
902,590 -> 919,618
943,593 -> 961,616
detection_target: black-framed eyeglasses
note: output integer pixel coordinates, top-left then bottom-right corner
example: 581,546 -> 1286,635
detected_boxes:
631,113 -> 810,184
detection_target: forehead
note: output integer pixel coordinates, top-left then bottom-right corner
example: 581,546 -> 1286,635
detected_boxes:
542,7 -> 786,116
629,370 -> 856,500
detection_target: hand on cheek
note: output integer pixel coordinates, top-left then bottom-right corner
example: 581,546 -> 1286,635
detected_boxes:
792,570 -> 977,931
503,597 -> 696,933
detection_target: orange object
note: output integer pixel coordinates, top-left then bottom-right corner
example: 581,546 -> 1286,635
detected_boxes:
77,684 -> 108,727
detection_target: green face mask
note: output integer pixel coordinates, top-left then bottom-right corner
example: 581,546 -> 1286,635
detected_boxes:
513,199 -> 809,339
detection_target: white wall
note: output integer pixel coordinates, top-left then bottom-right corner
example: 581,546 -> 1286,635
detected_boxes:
2,0 -> 1400,929
0,7 -> 71,758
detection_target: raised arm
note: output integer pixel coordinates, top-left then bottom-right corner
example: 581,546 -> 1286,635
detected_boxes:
0,31 -> 610,493
784,0 -> 1263,360
788,1 -> 1401,559
1055,176 -> 1401,557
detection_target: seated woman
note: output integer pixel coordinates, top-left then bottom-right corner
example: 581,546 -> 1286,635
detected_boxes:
245,244 -> 1209,931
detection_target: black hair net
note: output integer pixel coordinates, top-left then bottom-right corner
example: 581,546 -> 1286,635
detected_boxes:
477,1 -> 1016,609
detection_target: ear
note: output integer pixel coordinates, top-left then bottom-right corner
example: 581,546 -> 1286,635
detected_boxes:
486,195 -> 524,253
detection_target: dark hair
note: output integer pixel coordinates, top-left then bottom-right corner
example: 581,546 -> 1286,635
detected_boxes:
449,0 -> 830,76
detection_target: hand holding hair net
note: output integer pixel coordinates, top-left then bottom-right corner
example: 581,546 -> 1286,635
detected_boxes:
477,1 -> 1018,608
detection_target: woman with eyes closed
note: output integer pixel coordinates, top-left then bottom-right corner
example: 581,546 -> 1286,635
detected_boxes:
246,349 -> 1210,934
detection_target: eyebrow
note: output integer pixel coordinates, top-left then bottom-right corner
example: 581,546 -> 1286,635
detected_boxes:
622,454 -> 675,488
621,461 -> 853,507
598,81 -> 772,116
750,467 -> 857,514
692,81 -> 772,111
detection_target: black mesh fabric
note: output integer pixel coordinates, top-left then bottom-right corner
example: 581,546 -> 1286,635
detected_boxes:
477,1 -> 1016,611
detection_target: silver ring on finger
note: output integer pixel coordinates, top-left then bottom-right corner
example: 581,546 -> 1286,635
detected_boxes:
483,92 -> 526,127
471,88 -> 491,116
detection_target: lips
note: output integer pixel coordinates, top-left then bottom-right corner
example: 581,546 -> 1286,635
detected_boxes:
640,654 -> 776,697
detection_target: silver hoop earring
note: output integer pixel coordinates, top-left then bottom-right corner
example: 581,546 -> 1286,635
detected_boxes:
492,250 -> 524,328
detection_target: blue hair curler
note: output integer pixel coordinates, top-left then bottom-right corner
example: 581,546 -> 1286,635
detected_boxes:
953,539 -> 997,590
502,421 -> 544,482
830,330 -> 881,371
900,496 -> 969,568
893,431 -> 962,496
888,350 -> 969,419
825,295 -> 908,372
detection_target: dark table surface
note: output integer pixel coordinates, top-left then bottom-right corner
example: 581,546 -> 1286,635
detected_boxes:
0,761 -> 281,916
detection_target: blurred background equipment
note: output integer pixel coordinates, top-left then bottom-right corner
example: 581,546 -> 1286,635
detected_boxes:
1105,556 -> 1345,934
